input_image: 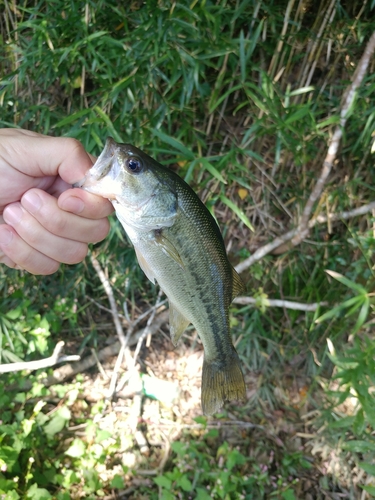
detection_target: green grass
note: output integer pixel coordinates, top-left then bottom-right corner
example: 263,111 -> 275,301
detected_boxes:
1,0 -> 375,498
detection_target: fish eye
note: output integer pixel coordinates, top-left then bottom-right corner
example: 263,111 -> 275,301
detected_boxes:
125,156 -> 143,174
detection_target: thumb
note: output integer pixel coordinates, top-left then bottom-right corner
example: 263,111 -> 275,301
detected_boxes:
0,129 -> 94,184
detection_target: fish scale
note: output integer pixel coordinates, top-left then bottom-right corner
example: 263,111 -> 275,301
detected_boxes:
75,138 -> 246,415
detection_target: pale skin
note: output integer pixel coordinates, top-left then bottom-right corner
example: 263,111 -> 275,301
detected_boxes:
0,128 -> 113,275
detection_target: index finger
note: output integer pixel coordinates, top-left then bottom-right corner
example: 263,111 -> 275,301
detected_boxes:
0,128 -> 94,184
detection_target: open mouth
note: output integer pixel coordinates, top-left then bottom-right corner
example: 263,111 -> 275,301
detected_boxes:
73,139 -> 121,198
73,137 -> 119,189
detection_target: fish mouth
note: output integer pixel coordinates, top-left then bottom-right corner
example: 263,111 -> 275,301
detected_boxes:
74,138 -> 163,215
73,137 -> 120,199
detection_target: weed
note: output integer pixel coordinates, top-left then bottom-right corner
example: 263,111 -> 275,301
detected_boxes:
1,0 -> 375,498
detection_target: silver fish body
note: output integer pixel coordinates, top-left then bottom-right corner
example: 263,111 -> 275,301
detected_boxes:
76,138 -> 246,415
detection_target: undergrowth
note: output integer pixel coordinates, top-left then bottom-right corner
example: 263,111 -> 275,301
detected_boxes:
1,0 -> 375,498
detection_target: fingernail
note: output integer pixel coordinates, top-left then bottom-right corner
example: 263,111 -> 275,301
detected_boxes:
22,191 -> 42,213
3,204 -> 23,225
60,196 -> 85,214
0,227 -> 14,245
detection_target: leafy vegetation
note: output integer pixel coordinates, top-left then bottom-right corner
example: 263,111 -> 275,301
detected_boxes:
1,0 -> 375,498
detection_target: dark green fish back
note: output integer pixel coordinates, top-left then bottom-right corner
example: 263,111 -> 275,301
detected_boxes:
165,171 -> 246,415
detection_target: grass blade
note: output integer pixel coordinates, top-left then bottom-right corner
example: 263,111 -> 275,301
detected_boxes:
199,158 -> 227,184
325,270 -> 368,293
220,195 -> 254,231
151,129 -> 195,160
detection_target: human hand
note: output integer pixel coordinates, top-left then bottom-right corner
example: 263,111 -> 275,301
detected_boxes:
0,128 -> 113,274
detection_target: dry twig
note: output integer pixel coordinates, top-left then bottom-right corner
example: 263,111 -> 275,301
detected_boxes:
309,201 -> 375,227
233,296 -> 327,312
89,253 -> 128,347
291,31 -> 375,245
0,341 -> 80,374
236,200 -> 375,272
89,252 -> 136,401
4,311 -> 169,392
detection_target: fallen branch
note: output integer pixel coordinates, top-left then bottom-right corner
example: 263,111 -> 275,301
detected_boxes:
55,310 -> 167,381
114,290 -> 165,395
308,201 -> 375,227
236,200 -> 375,272
0,342 -> 80,374
235,227 -> 299,273
89,252 -> 137,401
236,31 -> 375,273
5,311 -> 169,392
87,295 -> 128,322
291,31 -> 375,246
89,254 -> 168,394
133,289 -> 164,366
233,296 -> 327,312
156,419 -> 264,430
89,253 -> 128,347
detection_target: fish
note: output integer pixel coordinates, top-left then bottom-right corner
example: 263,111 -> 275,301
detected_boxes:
75,138 -> 246,415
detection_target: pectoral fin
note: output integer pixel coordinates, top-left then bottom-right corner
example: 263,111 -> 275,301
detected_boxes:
153,231 -> 185,269
134,246 -> 156,284
169,302 -> 190,346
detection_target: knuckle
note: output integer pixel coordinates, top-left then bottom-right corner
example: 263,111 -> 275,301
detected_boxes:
64,138 -> 86,162
20,246 -> 38,269
24,228 -> 41,247
64,137 -> 83,152
0,229 -> 60,275
34,204 -> 68,235
0,254 -> 17,268
48,213 -> 68,235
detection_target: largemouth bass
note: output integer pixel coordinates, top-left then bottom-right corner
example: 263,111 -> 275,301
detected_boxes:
75,138 -> 246,415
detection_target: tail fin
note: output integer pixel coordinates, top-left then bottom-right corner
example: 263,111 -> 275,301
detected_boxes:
201,350 -> 246,416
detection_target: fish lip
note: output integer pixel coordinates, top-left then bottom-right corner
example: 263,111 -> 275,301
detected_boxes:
73,137 -> 120,194
91,137 -> 118,180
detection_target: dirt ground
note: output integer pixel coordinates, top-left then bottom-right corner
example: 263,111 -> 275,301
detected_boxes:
58,310 -> 364,499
